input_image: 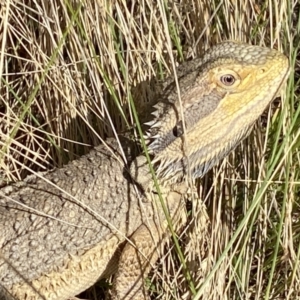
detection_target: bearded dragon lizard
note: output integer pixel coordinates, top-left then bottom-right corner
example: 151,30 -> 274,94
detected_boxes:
0,41 -> 289,299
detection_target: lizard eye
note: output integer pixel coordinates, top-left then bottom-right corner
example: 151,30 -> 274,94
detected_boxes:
220,74 -> 236,86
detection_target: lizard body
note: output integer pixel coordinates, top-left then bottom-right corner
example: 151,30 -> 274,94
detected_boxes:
0,41 -> 289,299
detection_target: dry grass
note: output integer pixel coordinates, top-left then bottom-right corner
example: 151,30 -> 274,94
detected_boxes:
0,0 -> 299,299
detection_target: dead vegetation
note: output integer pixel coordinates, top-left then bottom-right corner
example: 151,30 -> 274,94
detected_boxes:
0,0 -> 299,299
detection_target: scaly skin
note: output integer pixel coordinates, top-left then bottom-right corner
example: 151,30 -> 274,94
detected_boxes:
0,41 -> 289,300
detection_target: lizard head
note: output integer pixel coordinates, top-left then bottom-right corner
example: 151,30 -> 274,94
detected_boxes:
140,41 -> 289,183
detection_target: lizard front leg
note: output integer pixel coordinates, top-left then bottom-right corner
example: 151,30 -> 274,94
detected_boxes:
111,223 -> 157,300
111,187 -> 186,300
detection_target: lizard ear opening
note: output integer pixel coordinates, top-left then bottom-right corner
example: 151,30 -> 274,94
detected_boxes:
172,120 -> 184,137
